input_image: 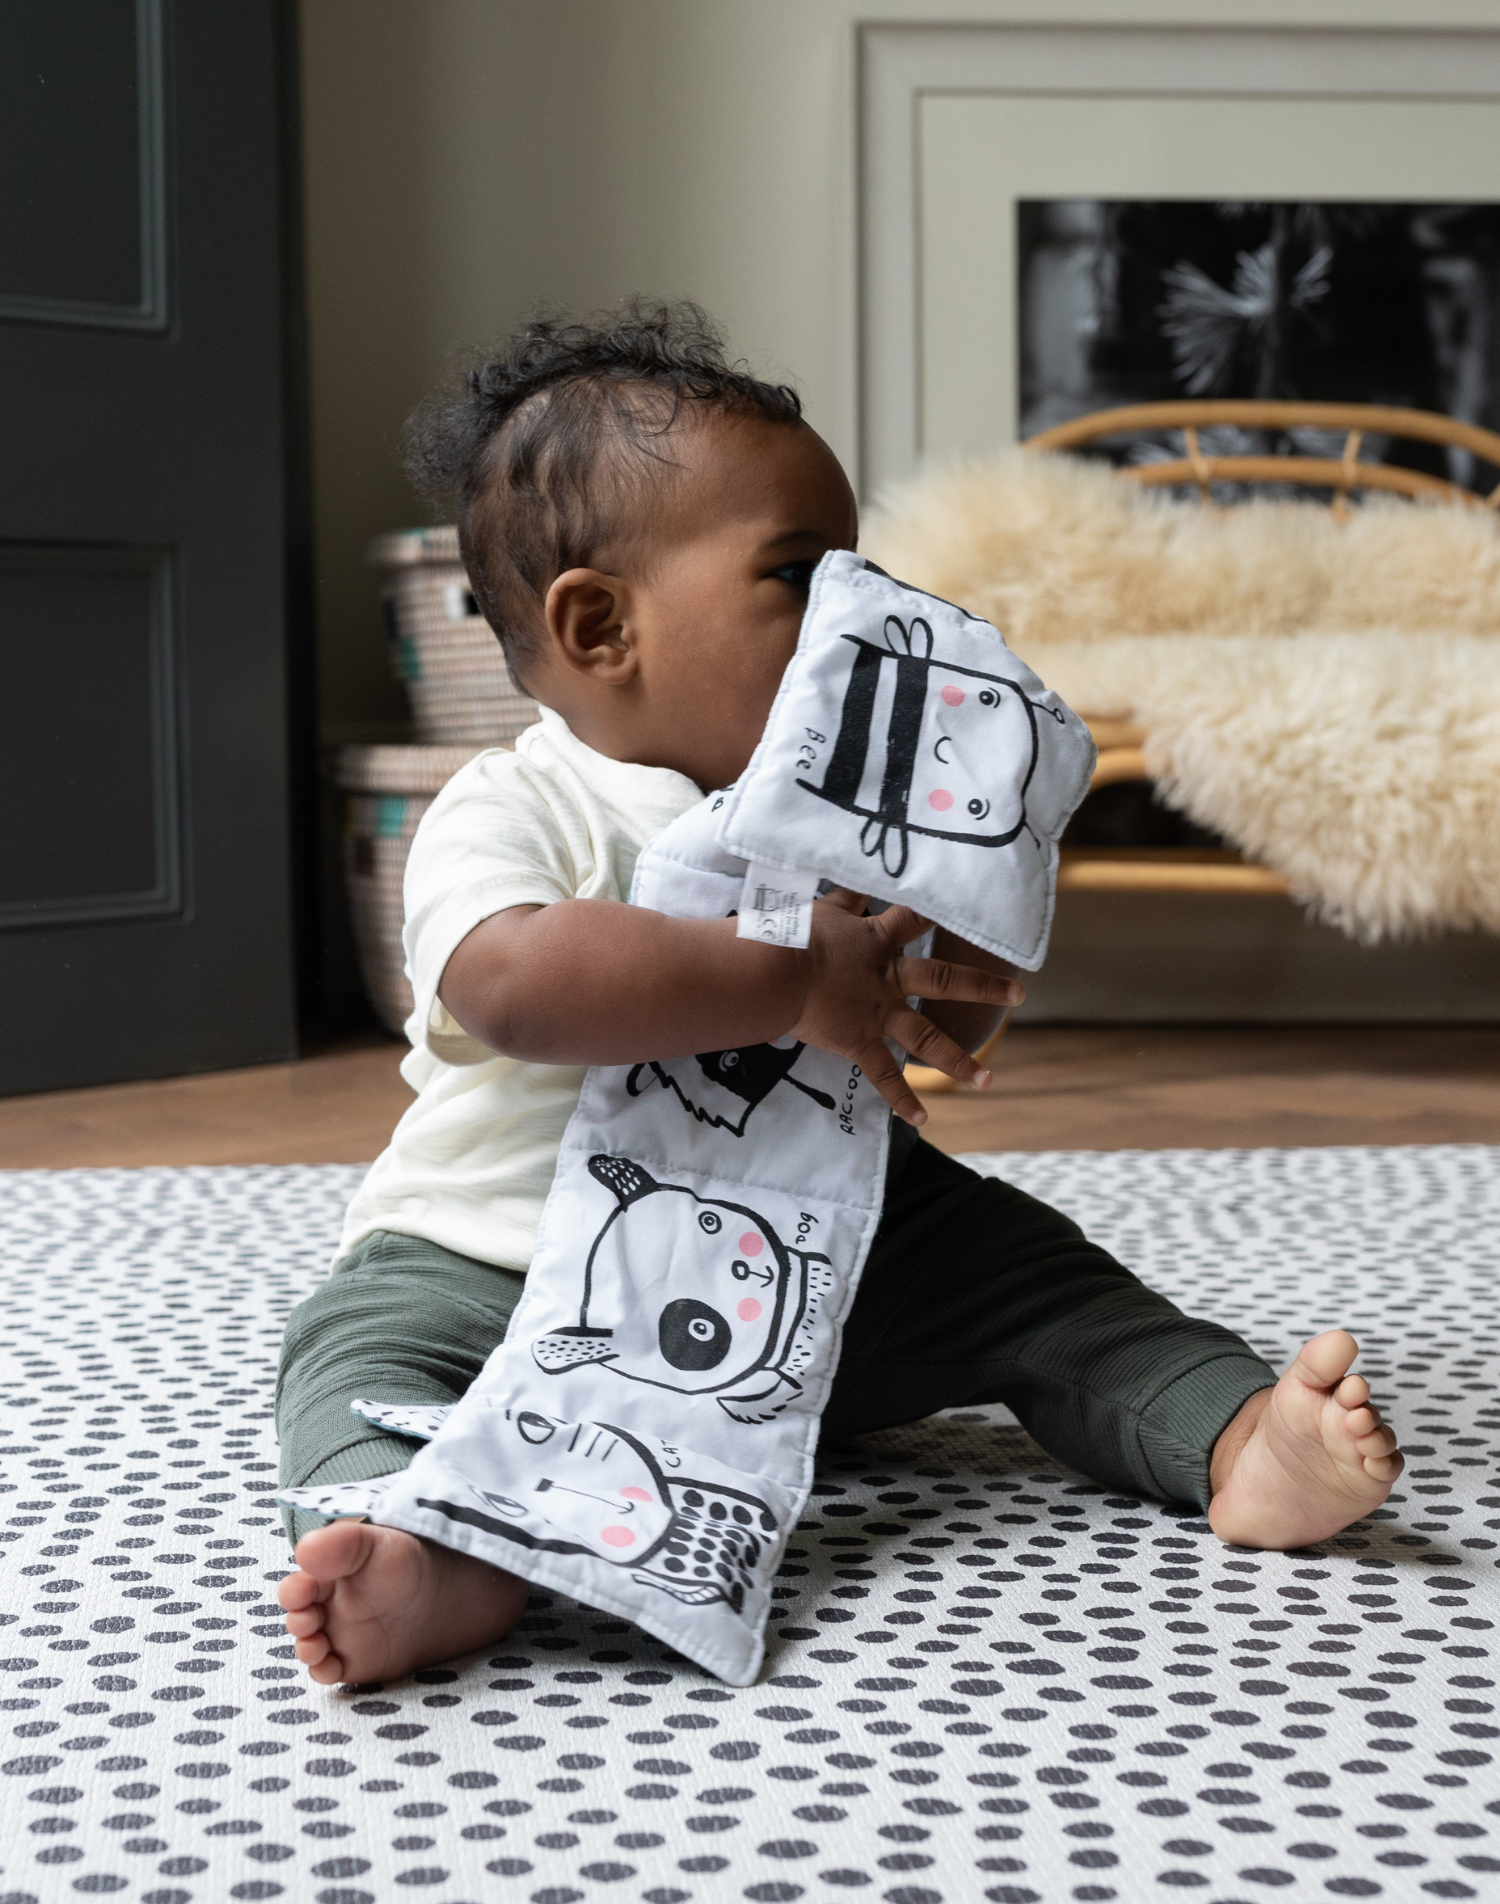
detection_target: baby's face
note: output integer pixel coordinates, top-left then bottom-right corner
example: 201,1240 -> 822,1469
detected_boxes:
542,412 -> 858,793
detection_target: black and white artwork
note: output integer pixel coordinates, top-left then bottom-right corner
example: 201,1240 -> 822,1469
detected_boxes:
415,1417 -> 777,1616
798,611 -> 1068,879
719,552 -> 1096,969
326,1402 -> 780,1615
1018,200 -> 1500,490
530,1155 -> 834,1426
627,1039 -> 837,1138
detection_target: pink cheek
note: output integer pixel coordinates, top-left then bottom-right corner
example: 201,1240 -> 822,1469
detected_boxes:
928,789 -> 954,812
737,1298 -> 763,1322
619,1487 -> 652,1502
940,685 -> 965,707
600,1525 -> 636,1548
738,1233 -> 763,1256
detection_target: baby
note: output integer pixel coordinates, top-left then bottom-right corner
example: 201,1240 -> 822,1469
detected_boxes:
278,301 -> 1403,1685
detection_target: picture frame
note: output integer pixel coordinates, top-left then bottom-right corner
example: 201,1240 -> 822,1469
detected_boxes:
858,23 -> 1500,497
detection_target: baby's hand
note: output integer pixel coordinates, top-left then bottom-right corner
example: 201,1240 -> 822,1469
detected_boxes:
786,889 -> 1024,1126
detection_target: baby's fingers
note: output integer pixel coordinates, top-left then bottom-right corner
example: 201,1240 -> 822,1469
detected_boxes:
887,1008 -> 994,1088
856,1039 -> 929,1127
869,903 -> 933,949
820,887 -> 870,916
899,956 -> 1026,1009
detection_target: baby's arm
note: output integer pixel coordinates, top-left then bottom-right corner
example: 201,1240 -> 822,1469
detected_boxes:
440,891 -> 1023,1126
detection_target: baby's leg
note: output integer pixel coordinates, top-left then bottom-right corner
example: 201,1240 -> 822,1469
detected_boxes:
275,1232 -> 528,1682
827,1143 -> 1400,1544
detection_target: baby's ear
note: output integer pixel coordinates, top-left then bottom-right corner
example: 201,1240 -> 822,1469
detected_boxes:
545,568 -> 635,680
588,1154 -> 656,1206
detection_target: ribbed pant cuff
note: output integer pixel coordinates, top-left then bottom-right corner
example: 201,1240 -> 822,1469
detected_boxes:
279,1430 -> 420,1548
1142,1354 -> 1278,1511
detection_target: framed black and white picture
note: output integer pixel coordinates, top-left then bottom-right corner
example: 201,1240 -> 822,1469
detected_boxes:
859,23 -> 1500,493
1018,200 -> 1500,491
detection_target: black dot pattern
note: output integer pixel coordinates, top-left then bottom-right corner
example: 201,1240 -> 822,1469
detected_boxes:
1,1148 -> 1496,1903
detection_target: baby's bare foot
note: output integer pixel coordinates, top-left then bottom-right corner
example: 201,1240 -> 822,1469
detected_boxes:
278,1520 -> 528,1685
1208,1330 -> 1403,1550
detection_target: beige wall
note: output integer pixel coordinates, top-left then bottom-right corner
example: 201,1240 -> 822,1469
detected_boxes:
300,0 -> 607,740
300,0 -> 1499,742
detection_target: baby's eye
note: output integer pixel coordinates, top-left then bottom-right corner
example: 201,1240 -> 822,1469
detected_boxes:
769,559 -> 818,594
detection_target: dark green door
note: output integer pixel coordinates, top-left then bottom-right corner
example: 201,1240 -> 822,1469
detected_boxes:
0,0 -> 307,1093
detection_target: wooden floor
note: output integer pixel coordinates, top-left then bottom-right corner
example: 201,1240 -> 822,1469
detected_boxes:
1,1025 -> 1494,1168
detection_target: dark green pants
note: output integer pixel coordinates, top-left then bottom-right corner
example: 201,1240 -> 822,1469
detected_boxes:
277,1140 -> 1275,1544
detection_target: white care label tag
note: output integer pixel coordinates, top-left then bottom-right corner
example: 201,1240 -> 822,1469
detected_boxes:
736,862 -> 819,949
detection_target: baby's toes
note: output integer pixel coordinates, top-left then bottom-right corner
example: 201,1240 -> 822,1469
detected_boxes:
1362,1447 -> 1404,1481
1354,1422 -> 1399,1459
1296,1329 -> 1360,1388
307,1650 -> 348,1686
1340,1404 -> 1381,1439
1334,1374 -> 1371,1410
295,1629 -> 332,1667
283,1605 -> 324,1640
277,1570 -> 321,1613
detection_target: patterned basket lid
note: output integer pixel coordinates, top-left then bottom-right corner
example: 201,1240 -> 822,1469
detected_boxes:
367,524 -> 461,568
333,742 -> 491,794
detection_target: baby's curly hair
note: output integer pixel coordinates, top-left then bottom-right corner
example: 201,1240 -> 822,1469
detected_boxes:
403,298 -> 804,685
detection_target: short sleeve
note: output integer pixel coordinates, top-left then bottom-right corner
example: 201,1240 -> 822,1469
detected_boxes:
401,751 -> 590,1065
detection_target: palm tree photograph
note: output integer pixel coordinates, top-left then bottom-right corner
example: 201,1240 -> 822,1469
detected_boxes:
1018,199 -> 1500,491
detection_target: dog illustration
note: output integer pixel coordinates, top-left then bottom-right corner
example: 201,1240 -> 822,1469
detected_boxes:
626,1035 -> 836,1137
797,611 -> 1068,877
531,1154 -> 833,1422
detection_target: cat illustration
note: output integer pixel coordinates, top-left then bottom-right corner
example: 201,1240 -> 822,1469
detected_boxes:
332,1401 -> 778,1615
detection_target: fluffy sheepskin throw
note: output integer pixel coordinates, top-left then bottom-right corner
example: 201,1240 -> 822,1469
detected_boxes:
861,452 -> 1500,941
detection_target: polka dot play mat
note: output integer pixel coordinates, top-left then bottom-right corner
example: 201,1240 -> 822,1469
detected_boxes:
1,1148 -> 1496,1904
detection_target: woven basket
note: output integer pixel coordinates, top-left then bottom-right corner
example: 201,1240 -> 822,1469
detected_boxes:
368,525 -> 540,746
335,743 -> 485,1035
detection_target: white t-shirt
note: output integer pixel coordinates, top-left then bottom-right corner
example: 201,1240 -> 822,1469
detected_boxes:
336,708 -> 704,1269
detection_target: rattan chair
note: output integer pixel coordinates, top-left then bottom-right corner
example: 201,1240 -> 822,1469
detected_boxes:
1033,399 -> 1500,899
906,399 -> 1500,1094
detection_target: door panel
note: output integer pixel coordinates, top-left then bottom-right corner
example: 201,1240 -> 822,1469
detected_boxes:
0,0 -> 303,1093
0,0 -> 167,330
0,548 -> 178,926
